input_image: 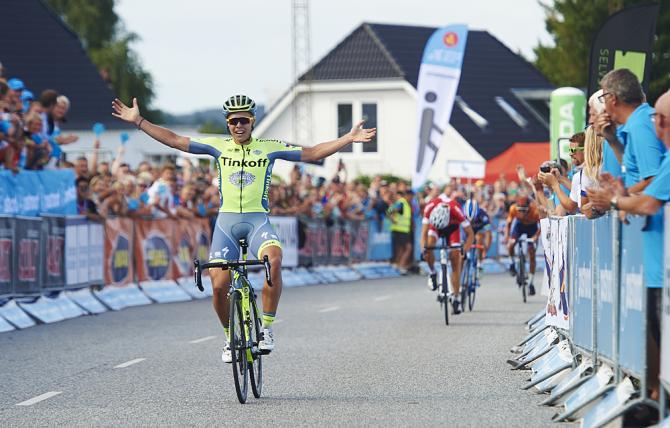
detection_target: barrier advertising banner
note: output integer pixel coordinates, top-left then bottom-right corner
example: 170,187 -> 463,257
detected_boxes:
661,204 -> 670,390
0,216 -> 14,297
412,24 -> 468,190
349,221 -> 369,263
270,216 -> 298,267
13,217 -> 42,295
104,217 -> 134,286
0,170 -> 77,216
594,213 -> 616,361
65,216 -> 89,288
619,216 -> 646,377
367,219 -> 392,261
569,216 -> 592,347
41,216 -> 66,290
587,4 -> 660,99
88,221 -> 104,285
173,219 -> 196,278
329,221 -> 349,266
539,218 -> 552,296
135,219 -> 174,282
546,217 -> 570,330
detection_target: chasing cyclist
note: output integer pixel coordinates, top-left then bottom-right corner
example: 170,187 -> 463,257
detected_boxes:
420,191 -> 475,315
112,95 -> 376,362
462,196 -> 492,271
504,195 -> 541,295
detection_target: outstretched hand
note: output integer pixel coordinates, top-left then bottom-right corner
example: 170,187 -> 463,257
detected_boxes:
112,98 -> 141,125
348,120 -> 377,143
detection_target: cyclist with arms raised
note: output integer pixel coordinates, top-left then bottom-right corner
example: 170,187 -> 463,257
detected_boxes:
420,191 -> 475,315
112,95 -> 376,362
504,195 -> 541,295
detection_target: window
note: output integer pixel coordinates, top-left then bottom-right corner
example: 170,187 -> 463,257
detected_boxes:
455,96 -> 489,129
337,103 -> 353,153
361,103 -> 377,153
494,96 -> 528,128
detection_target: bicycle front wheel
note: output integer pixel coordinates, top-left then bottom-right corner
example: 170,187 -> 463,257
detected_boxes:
230,291 -> 249,403
460,260 -> 469,311
441,264 -> 449,325
519,252 -> 527,303
249,292 -> 263,399
468,260 -> 476,311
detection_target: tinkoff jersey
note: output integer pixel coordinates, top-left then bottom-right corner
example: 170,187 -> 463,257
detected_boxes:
188,137 -> 302,213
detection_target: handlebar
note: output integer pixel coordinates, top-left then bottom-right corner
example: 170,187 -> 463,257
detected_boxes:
193,256 -> 273,292
423,244 -> 463,251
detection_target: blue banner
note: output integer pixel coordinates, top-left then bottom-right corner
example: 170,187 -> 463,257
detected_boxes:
367,219 -> 392,261
0,170 -> 76,216
571,216 -> 593,351
618,215 -> 646,377
595,213 -> 616,361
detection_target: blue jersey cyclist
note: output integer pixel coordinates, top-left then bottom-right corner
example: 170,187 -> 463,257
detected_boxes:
462,198 -> 492,261
112,95 -> 376,363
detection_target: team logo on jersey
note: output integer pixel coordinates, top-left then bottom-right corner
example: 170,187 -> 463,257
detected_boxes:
229,171 -> 255,188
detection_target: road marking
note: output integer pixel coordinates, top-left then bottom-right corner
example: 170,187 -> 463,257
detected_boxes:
318,306 -> 340,313
374,295 -> 391,302
189,335 -> 217,344
16,391 -> 62,406
114,358 -> 146,369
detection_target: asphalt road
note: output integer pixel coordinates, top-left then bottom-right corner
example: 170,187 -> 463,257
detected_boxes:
0,272 -> 566,427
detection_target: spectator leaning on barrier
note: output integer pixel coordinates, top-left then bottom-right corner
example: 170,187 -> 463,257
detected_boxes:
587,88 -> 670,401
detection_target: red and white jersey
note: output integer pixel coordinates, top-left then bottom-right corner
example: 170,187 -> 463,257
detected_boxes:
422,194 -> 470,229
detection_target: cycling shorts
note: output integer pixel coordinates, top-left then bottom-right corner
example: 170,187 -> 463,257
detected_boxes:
428,224 -> 461,246
209,212 -> 282,262
510,220 -> 538,241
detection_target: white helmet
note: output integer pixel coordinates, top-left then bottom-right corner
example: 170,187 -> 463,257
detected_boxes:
463,198 -> 478,221
429,203 -> 451,229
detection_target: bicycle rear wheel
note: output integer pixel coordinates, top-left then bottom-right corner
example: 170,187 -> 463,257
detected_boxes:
460,260 -> 469,311
230,292 -> 249,403
441,263 -> 449,325
249,292 -> 263,399
468,259 -> 476,311
519,252 -> 527,303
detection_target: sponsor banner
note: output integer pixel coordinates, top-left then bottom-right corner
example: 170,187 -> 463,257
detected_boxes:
547,217 -> 570,330
349,221 -> 369,263
65,216 -> 90,287
328,220 -> 349,265
298,218 -> 317,266
0,216 -> 14,297
550,88 -> 586,161
194,218 -> 211,272
41,216 -> 66,290
135,219 -> 174,282
539,218 -> 552,296
618,215 -> 646,377
104,218 -> 134,286
367,219 -> 392,261
0,170 -> 77,216
269,216 -> 298,267
661,204 -> 670,389
569,216 -> 591,346
173,219 -> 196,278
88,221 -> 104,285
412,24 -> 469,190
587,4 -> 659,99
13,216 -> 42,295
594,213 -> 616,361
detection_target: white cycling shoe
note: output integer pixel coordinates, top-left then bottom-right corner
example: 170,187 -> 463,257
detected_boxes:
222,342 -> 233,364
259,327 -> 275,352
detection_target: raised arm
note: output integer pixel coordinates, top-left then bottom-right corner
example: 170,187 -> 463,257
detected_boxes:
301,120 -> 376,162
112,98 -> 190,152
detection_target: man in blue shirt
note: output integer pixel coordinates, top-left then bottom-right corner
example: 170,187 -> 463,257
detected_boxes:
587,88 -> 670,401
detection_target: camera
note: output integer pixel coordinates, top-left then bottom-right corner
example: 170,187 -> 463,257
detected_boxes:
539,165 -> 551,173
539,160 -> 559,174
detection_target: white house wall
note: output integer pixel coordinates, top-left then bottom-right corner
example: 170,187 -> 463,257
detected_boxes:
257,81 -> 485,184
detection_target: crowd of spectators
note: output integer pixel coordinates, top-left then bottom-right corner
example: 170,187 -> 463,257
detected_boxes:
0,73 -> 79,172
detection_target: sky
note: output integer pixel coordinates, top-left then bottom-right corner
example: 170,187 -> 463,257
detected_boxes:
116,0 -> 553,115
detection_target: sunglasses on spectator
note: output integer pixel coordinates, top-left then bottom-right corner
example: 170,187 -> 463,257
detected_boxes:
227,117 -> 253,126
568,147 -> 585,154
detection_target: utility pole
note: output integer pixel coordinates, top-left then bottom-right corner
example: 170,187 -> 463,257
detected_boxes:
291,0 -> 312,147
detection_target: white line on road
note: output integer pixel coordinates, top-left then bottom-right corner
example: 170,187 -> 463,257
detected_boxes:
318,306 -> 340,313
374,295 -> 392,302
114,358 -> 146,369
16,391 -> 62,406
189,335 -> 217,344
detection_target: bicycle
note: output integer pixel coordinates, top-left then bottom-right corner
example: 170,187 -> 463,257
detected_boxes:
460,244 -> 484,312
193,238 -> 272,404
425,237 -> 463,325
513,235 -> 532,303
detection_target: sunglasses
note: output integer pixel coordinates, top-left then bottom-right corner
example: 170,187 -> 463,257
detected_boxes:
597,92 -> 612,103
227,117 -> 253,126
568,147 -> 585,154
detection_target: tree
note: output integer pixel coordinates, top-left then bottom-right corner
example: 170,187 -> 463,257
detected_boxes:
45,0 -> 162,122
533,0 -> 669,104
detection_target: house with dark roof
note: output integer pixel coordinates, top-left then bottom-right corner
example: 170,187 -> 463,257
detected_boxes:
256,23 -> 554,182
